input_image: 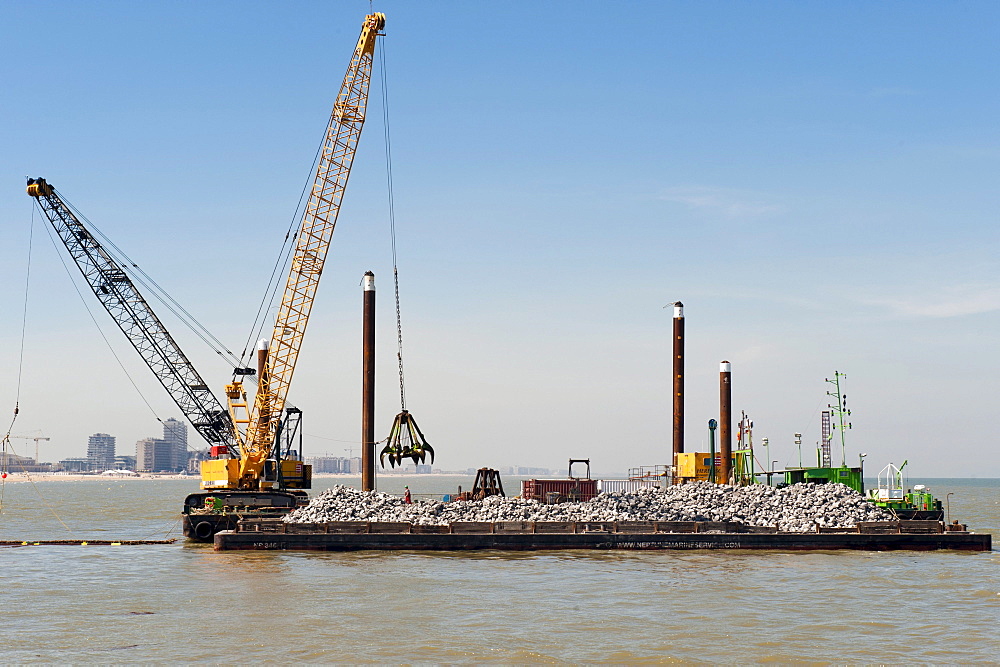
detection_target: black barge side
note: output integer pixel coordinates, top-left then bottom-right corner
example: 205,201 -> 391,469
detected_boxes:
214,519 -> 991,552
182,490 -> 307,542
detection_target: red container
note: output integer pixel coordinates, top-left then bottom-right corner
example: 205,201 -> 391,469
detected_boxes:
210,445 -> 229,457
522,479 -> 598,503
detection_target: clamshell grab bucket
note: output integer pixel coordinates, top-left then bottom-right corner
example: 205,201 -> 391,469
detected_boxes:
380,410 -> 434,468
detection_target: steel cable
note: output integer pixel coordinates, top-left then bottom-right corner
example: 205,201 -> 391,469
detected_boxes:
238,133 -> 323,370
378,34 -> 407,411
56,192 -> 245,372
39,214 -> 163,423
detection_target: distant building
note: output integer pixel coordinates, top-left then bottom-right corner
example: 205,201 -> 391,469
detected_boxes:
302,455 -> 365,474
516,466 -> 553,476
114,455 -> 137,471
136,438 -> 174,472
187,448 -> 209,473
415,464 -> 432,474
87,433 -> 116,471
2,451 -> 51,472
59,457 -> 92,472
162,418 -> 188,471
132,418 -> 189,472
308,456 -> 348,473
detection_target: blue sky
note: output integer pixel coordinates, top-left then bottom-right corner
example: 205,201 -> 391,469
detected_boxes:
1,1 -> 998,477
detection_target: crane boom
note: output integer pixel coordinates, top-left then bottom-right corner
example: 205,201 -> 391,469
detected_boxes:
229,12 -> 385,488
26,179 -> 237,452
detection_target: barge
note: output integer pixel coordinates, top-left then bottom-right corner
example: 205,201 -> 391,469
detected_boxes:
214,518 -> 990,552
182,490 -> 307,541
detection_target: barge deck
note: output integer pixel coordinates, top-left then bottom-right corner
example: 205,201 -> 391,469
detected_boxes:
215,519 -> 991,552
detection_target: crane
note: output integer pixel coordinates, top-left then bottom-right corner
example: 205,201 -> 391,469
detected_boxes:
26,178 -> 239,455
10,433 -> 50,463
203,11 -> 386,492
27,12 -> 384,539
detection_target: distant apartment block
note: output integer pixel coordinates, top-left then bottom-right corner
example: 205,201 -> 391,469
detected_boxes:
114,455 -> 137,471
516,466 -> 554,476
187,449 -> 209,473
2,451 -> 52,472
308,456 -> 347,473
136,438 -> 174,472
162,418 -> 188,471
306,456 -> 363,474
87,433 -> 116,471
133,418 -> 190,472
59,457 -> 92,472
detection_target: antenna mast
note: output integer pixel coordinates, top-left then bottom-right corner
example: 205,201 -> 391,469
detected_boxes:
825,371 -> 852,467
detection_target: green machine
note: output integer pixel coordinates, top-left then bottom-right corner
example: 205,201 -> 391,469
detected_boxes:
781,372 -> 864,493
866,461 -> 944,520
784,466 -> 863,493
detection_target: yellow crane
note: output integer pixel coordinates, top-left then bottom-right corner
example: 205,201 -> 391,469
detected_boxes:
199,12 -> 386,492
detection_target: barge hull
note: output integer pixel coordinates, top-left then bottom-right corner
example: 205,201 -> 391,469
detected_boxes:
215,530 -> 990,552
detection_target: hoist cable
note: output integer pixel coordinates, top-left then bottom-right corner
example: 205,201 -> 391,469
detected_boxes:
6,206 -> 34,439
0,437 -> 78,536
56,192 -> 245,372
3,203 -> 35,512
378,35 -> 407,411
239,119 -> 326,370
1,208 -> 76,535
1,204 -> 36,508
40,215 -> 163,423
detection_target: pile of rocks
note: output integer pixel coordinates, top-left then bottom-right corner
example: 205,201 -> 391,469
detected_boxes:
284,481 -> 893,532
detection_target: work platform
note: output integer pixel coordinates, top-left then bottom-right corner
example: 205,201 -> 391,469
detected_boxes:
214,519 -> 991,552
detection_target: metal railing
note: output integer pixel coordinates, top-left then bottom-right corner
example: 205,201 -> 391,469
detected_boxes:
627,465 -> 673,481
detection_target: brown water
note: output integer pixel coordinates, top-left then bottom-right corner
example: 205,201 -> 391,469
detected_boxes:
1,477 -> 997,663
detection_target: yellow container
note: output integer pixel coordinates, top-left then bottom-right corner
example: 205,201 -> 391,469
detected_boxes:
200,458 -> 311,490
675,452 -> 713,480
201,459 -> 241,489
279,460 -> 312,489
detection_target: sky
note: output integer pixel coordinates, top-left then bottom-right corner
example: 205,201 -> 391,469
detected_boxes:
1,1 -> 998,477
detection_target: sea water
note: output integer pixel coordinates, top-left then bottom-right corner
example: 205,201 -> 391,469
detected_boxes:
0,477 -> 996,663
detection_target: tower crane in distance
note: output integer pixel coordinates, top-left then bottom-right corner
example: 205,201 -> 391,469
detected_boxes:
10,433 -> 51,464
